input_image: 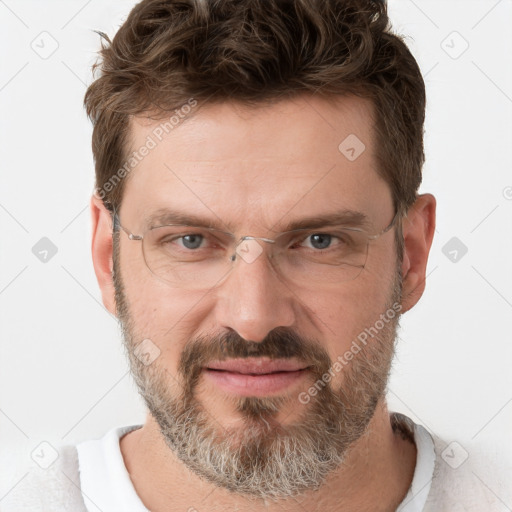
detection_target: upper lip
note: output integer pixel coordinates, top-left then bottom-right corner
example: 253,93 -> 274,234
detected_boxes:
206,357 -> 309,375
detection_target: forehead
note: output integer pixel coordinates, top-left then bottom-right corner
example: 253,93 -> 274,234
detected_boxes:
121,94 -> 392,231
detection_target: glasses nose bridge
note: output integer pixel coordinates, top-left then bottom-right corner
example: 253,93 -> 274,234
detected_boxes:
230,234 -> 277,263
239,235 -> 276,245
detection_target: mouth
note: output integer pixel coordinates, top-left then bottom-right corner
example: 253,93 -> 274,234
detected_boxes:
203,357 -> 310,397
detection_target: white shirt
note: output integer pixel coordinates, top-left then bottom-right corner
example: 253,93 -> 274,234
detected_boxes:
2,415 -> 505,511
76,417 -> 436,512
78,424 -> 147,512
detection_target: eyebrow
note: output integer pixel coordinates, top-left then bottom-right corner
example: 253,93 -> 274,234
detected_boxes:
143,208 -> 372,232
280,210 -> 371,232
144,209 -> 228,231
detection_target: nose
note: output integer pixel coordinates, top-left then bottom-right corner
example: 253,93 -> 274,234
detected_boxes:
213,240 -> 296,342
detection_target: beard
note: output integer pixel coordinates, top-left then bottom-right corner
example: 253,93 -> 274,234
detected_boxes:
113,242 -> 402,500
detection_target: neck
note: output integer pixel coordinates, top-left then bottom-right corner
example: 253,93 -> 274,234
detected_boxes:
120,400 -> 417,512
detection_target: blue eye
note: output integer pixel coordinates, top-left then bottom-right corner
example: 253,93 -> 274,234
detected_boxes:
308,233 -> 332,250
179,234 -> 204,250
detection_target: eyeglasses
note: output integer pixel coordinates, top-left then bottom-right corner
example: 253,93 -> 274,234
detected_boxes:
113,210 -> 399,290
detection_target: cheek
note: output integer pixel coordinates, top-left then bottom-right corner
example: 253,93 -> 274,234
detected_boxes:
298,262 -> 397,362
120,239 -> 198,328
120,252 -> 212,367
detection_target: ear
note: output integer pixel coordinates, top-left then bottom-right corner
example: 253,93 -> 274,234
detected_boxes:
90,195 -> 116,315
400,193 -> 436,313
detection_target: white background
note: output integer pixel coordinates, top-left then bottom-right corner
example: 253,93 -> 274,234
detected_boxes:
1,0 -> 511,503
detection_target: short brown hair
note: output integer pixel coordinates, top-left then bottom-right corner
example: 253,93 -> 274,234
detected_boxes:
85,0 -> 425,223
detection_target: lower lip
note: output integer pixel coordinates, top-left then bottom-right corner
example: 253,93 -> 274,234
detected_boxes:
204,368 -> 309,397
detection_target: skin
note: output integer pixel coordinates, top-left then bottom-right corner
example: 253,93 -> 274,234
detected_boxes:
91,93 -> 436,511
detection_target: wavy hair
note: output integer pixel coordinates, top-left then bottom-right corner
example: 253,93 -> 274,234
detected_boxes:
85,0 -> 425,230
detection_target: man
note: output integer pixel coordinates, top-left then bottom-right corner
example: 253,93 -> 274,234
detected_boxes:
2,0 -> 505,511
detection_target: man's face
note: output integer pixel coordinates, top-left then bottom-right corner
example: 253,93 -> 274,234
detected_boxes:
113,95 -> 402,498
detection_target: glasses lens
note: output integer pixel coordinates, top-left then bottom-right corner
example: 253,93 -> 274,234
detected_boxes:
271,227 -> 369,286
142,225 -> 234,289
141,225 -> 370,288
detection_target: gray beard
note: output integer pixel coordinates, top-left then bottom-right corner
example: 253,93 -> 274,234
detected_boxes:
113,246 -> 401,499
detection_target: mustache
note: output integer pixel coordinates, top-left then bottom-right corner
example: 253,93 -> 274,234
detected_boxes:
179,327 -> 331,392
